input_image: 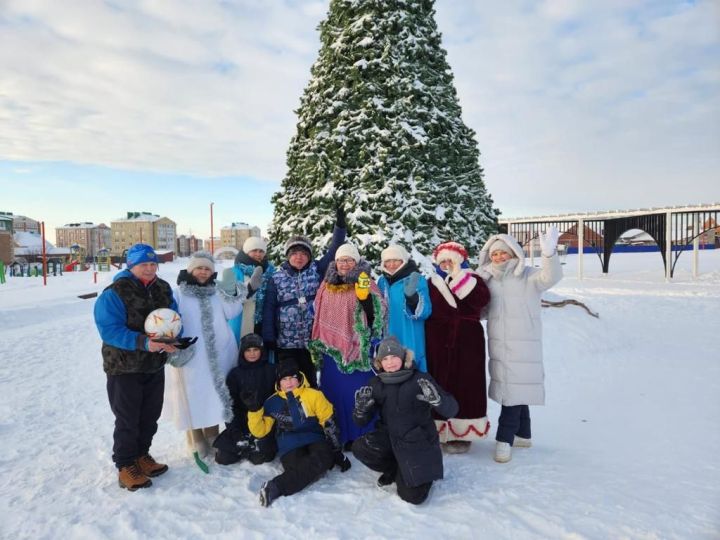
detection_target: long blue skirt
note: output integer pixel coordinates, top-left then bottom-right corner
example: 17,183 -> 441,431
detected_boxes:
319,354 -> 376,445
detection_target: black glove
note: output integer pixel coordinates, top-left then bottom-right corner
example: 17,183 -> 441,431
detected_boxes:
354,386 -> 375,414
416,378 -> 442,406
335,205 -> 347,229
334,450 -> 351,472
240,390 -> 262,412
151,336 -> 198,349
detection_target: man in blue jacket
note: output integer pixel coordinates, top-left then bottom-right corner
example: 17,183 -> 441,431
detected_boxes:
94,243 -> 179,491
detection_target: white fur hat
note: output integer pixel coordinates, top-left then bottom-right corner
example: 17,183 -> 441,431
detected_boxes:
187,250 -> 215,273
243,236 -> 267,254
488,239 -> 514,256
381,244 -> 410,264
335,243 -> 360,262
432,241 -> 468,266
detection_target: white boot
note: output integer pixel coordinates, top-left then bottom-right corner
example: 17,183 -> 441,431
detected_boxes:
514,436 -> 532,448
494,441 -> 512,463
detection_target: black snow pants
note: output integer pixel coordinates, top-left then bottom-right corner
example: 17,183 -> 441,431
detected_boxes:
106,370 -> 164,469
273,440 -> 334,496
352,430 -> 432,505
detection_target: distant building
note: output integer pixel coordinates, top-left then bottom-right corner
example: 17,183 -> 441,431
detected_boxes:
176,235 -> 204,257
220,222 -> 261,251
5,213 -> 41,234
0,213 -> 13,265
558,224 -> 604,249
110,212 -> 177,256
56,222 -> 112,258
13,231 -> 71,263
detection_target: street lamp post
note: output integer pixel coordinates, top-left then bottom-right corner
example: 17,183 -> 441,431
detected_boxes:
210,202 -> 215,254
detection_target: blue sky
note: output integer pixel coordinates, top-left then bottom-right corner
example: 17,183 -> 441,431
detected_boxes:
1,0 -> 718,239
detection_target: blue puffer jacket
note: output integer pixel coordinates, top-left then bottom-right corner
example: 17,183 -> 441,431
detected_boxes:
262,226 -> 345,348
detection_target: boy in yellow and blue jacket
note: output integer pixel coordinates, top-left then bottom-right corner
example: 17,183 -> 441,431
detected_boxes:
244,360 -> 351,506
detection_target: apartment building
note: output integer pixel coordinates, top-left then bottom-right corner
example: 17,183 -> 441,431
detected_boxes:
110,212 -> 177,255
176,235 -> 204,257
220,222 -> 261,251
55,222 -> 111,258
0,213 -> 13,265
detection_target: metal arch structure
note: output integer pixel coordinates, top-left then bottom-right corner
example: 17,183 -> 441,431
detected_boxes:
498,203 -> 720,280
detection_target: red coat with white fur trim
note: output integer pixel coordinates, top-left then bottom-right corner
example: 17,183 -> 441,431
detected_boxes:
425,272 -> 490,422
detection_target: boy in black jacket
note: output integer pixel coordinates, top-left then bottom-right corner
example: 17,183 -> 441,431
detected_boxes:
352,336 -> 458,505
214,333 -> 277,465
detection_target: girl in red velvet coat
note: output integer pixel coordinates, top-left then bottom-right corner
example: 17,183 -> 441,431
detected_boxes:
425,241 -> 491,454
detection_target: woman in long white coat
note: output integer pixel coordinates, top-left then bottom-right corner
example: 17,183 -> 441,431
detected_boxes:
476,228 -> 562,464
164,252 -> 246,458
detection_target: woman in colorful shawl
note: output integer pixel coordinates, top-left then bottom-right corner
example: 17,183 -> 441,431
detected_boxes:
309,243 -> 386,446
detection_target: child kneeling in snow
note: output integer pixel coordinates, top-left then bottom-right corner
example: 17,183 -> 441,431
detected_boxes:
351,336 -> 458,505
246,361 -> 351,507
213,333 -> 277,465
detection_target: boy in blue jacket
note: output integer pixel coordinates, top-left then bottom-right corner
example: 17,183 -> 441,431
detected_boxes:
245,360 -> 351,507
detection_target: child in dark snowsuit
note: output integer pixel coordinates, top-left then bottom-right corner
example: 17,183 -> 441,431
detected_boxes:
213,333 -> 277,465
246,361 -> 351,507
352,336 -> 458,505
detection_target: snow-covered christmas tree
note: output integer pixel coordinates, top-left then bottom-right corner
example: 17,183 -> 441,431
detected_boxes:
269,0 -> 498,264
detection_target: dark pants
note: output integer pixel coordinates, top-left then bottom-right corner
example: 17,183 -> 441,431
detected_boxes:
106,371 -> 164,469
496,404 -> 531,445
352,430 -> 432,505
214,428 -> 277,465
277,348 -> 317,388
273,441 -> 334,497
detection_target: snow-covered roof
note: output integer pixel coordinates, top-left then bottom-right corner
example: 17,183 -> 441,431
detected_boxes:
14,231 -> 54,250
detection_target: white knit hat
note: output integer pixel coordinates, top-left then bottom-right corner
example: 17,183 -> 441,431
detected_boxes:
335,243 -> 360,262
381,244 -> 410,264
243,236 -> 267,254
187,250 -> 215,273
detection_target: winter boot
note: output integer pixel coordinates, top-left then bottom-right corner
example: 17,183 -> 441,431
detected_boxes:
514,436 -> 532,448
118,464 -> 152,491
443,441 -> 472,454
136,454 -> 169,477
377,471 -> 395,487
259,480 -> 281,507
494,441 -> 512,463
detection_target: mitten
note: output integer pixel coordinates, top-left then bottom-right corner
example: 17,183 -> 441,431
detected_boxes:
540,226 -> 559,257
240,390 -> 262,412
354,386 -> 375,414
217,267 -> 238,296
248,266 -> 264,294
333,451 -> 351,472
416,378 -> 442,406
355,272 -> 371,301
335,204 -> 347,229
403,271 -> 420,297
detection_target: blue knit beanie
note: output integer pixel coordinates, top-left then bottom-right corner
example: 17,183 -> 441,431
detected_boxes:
127,243 -> 158,269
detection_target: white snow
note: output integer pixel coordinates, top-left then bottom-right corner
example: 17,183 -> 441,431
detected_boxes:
1,250 -> 719,539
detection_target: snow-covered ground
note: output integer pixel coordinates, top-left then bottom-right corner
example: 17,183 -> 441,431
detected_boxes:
1,249 -> 719,540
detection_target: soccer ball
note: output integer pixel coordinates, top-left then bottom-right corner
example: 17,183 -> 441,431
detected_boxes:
144,308 -> 182,339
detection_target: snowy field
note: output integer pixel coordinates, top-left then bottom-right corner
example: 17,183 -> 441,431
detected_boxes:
1,249 -> 719,540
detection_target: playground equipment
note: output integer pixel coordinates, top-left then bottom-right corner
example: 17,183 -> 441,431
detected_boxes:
96,248 -> 111,272
0,261 -> 5,284
65,244 -> 89,272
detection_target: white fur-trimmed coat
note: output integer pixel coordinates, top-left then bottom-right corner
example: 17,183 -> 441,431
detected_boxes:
477,234 -> 562,406
163,286 -> 243,430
